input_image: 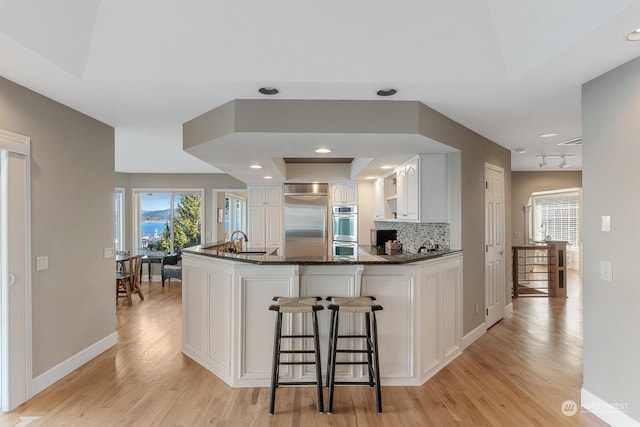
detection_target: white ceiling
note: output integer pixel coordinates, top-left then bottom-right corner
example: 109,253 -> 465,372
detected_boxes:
2,0 -> 640,177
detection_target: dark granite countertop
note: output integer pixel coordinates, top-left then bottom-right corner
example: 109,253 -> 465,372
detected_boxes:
182,241 -> 461,265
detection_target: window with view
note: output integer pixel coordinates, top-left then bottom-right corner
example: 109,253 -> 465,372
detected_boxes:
224,193 -> 246,241
531,188 -> 581,247
135,190 -> 203,254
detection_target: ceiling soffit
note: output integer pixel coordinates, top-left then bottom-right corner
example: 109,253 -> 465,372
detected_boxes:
183,99 -> 458,184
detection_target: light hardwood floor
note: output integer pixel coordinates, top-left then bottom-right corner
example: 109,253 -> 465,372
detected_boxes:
1,272 -> 607,426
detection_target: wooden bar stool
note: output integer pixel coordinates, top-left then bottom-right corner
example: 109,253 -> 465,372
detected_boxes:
268,296 -> 324,414
326,296 -> 383,414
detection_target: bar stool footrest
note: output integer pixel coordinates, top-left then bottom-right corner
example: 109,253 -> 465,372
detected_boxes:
281,334 -> 315,339
276,381 -> 323,386
280,361 -> 318,365
333,381 -> 379,386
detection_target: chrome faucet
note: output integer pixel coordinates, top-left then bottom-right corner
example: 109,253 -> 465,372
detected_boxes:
228,230 -> 249,253
230,230 -> 249,242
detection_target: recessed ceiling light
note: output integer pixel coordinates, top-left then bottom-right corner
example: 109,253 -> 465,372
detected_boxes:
539,133 -> 558,138
263,175 -> 273,180
315,148 -> 332,154
380,165 -> 394,170
258,87 -> 279,95
514,148 -> 527,154
376,88 -> 397,97
366,176 -> 377,180
250,164 -> 263,169
627,28 -> 640,41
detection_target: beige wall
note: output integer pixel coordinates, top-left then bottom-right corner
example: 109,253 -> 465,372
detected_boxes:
417,103 -> 512,335
582,56 -> 640,422
511,171 -> 582,246
0,76 -> 115,377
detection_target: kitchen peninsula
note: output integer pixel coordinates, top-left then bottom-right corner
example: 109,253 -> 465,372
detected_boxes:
181,243 -> 463,388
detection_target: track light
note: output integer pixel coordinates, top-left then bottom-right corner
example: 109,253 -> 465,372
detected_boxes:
558,155 -> 568,169
539,155 -> 547,168
536,153 -> 575,168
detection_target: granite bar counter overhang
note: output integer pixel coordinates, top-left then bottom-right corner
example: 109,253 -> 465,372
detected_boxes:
181,242 -> 463,388
182,241 -> 461,265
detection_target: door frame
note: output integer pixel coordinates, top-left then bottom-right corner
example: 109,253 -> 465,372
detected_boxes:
484,162 -> 506,328
0,128 -> 32,410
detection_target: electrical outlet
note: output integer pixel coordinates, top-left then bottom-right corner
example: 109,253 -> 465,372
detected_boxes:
602,216 -> 611,232
104,247 -> 115,258
36,256 -> 48,271
600,261 -> 613,282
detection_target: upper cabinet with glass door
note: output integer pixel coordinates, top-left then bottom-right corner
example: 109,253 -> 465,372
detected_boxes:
375,154 -> 451,223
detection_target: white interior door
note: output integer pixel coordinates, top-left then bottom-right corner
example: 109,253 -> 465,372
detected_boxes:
0,130 -> 31,410
485,163 -> 505,328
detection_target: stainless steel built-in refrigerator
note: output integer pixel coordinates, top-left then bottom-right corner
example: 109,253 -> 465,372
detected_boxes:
284,183 -> 328,257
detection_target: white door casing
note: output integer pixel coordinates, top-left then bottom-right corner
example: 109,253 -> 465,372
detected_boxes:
0,129 -> 32,411
485,163 -> 505,328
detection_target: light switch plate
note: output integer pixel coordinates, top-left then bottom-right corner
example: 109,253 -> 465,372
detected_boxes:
600,261 -> 613,281
104,247 -> 115,258
36,256 -> 48,271
601,216 -> 611,232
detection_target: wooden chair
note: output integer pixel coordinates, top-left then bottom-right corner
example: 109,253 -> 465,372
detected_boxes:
116,255 -> 144,305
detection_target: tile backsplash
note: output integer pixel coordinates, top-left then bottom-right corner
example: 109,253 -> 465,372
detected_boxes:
374,222 -> 450,254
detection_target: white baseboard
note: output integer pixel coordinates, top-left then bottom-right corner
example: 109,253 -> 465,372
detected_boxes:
581,388 -> 640,426
504,302 -> 513,316
31,332 -> 118,397
462,322 -> 486,350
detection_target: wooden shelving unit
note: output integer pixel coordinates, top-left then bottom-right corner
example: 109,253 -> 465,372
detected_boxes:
512,241 -> 567,298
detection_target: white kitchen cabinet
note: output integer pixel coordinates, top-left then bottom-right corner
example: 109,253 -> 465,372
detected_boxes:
397,157 -> 419,221
247,205 -> 282,253
248,185 -> 283,206
331,182 -> 357,205
362,254 -> 461,385
181,252 -> 463,387
373,178 -> 385,220
361,269 -> 415,380
417,154 -> 449,223
375,154 -> 449,223
247,185 -> 283,252
418,256 -> 462,379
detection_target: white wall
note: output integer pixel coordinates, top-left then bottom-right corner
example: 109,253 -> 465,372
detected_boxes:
582,56 -> 640,424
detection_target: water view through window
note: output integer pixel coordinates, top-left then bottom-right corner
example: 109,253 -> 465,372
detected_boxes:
139,192 -> 202,253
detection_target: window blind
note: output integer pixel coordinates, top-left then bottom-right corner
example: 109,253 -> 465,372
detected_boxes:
532,191 -> 580,247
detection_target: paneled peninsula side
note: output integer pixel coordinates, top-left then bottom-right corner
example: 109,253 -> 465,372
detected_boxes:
181,243 -> 462,387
